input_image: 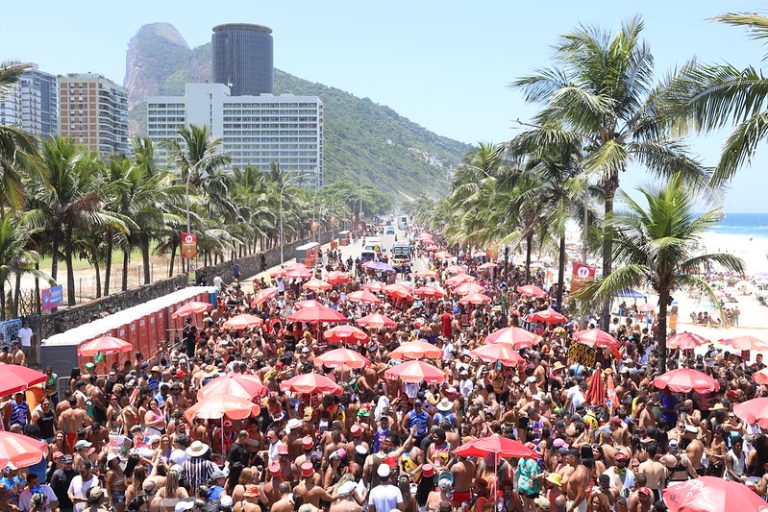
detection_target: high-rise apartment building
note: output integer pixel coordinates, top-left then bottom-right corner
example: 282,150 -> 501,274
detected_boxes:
212,23 -> 274,96
0,65 -> 58,138
58,73 -> 129,155
147,83 -> 323,186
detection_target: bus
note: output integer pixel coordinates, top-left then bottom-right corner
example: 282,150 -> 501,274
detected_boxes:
391,242 -> 412,271
397,215 -> 409,230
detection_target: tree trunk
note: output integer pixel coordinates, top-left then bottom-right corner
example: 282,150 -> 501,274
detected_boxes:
503,246 -> 510,283
94,258 -> 101,298
556,233 -> 566,311
104,234 -> 113,296
657,288 -> 670,374
0,281 -> 6,320
524,233 -> 533,283
141,236 -> 151,285
121,248 -> 129,292
50,228 -> 61,283
13,270 -> 21,317
600,172 -> 619,330
34,262 -> 40,315
168,242 -> 177,278
64,225 -> 76,306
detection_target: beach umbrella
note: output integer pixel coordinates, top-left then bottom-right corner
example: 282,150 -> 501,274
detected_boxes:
445,274 -> 473,287
384,283 -> 413,295
197,373 -> 267,401
279,373 -> 343,395
172,301 -> 212,319
294,299 -> 323,309
0,432 -> 48,469
384,360 -> 446,384
517,285 -> 547,298
414,269 -> 438,278
302,278 -> 332,291
222,314 -> 264,330
326,271 -> 352,285
572,329 -> 620,348
615,288 -> 646,299
389,341 -> 443,360
287,305 -> 348,323
453,434 -> 538,459
478,262 -> 499,270
285,267 -> 313,279
454,282 -> 485,295
528,309 -> 568,324
269,268 -> 287,278
362,281 -> 386,293
444,265 -> 466,275
314,348 -> 371,369
426,245 -> 440,252
285,262 -> 308,271
347,290 -> 381,305
638,303 -> 654,312
485,327 -> 541,349
357,313 -> 397,329
471,250 -> 487,258
459,293 -> 492,305
667,332 -> 709,350
720,335 -> 768,351
663,477 -> 768,512
653,368 -> 720,393
0,365 -> 47,396
413,286 -> 446,298
585,368 -> 606,406
363,261 -> 396,273
470,344 -> 524,366
77,336 -> 132,357
252,287 -> 278,306
753,368 -> 768,385
733,397 -> 768,428
323,325 -> 369,344
184,395 -> 260,422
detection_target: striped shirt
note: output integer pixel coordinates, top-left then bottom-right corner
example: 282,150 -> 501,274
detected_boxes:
181,456 -> 217,493
9,401 -> 28,427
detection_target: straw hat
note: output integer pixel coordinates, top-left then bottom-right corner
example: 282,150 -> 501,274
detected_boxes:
186,440 -> 209,458
437,397 -> 453,412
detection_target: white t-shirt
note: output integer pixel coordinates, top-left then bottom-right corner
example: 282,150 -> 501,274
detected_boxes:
67,474 -> 97,512
18,484 -> 58,511
368,483 -> 403,512
17,327 -> 33,348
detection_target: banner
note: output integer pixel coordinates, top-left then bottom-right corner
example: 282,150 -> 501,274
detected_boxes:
0,319 -> 21,347
41,285 -> 63,311
571,263 -> 596,292
567,341 -> 596,367
181,232 -> 197,259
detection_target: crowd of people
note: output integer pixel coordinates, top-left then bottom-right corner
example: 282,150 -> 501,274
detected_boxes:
1,231 -> 766,512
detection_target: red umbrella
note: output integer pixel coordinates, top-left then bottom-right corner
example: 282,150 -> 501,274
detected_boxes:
347,290 -> 381,305
653,368 -> 720,393
453,434 -> 538,459
357,313 -> 397,329
528,309 -> 568,324
362,281 -> 386,293
734,398 -> 768,428
303,278 -> 332,291
459,293 -> 492,305
663,477 -> 768,512
222,314 -> 264,330
389,341 -> 443,360
77,336 -> 132,357
445,265 -> 466,274
0,364 -> 47,396
184,395 -> 260,422
314,348 -> 371,369
384,360 -> 446,384
295,299 -> 323,309
285,262 -> 308,271
0,432 -> 48,469
453,282 -> 485,295
285,267 -> 313,279
585,368 -> 606,406
485,327 -> 541,349
383,284 -> 413,296
252,287 -> 278,305
269,268 -> 286,277
172,301 -> 212,319
414,286 -> 446,298
753,367 -> 768,385
414,270 -> 438,278
470,344 -> 524,366
667,332 -> 709,350
287,306 -> 347,323
471,250 -> 487,258
279,373 -> 343,395
445,274 -> 473,287
197,373 -> 267,401
478,262 -> 499,270
720,335 -> 768,351
573,329 -> 619,348
326,271 -> 352,285
517,285 -> 547,298
324,325 -> 369,344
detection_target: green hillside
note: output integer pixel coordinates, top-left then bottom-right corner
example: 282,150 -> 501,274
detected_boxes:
125,24 -> 470,199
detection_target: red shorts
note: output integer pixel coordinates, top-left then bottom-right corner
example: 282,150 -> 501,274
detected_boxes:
65,433 -> 77,454
452,491 -> 471,504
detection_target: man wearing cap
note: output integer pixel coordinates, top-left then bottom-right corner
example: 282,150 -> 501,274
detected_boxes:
367,464 -> 403,512
602,452 -> 635,497
276,443 -> 298,484
330,481 -> 363,512
293,462 -> 335,509
345,425 -> 370,457
84,486 -> 109,512
50,454 -> 77,512
18,472 -> 58,512
285,418 -> 304,459
67,460 -> 97,512
660,439 -> 697,485
295,436 -> 315,467
263,461 -> 285,507
72,440 -> 93,468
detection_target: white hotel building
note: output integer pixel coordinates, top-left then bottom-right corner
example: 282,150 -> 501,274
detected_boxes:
147,83 -> 323,185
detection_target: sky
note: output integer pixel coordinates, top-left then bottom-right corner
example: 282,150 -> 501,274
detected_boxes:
3,0 -> 768,212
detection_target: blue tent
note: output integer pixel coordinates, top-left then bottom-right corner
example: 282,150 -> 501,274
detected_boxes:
615,288 -> 646,299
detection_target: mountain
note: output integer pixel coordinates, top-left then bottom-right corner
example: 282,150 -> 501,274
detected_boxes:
124,23 -> 470,198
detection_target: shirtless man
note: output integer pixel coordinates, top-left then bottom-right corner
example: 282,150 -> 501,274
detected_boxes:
294,436 -> 315,467
277,444 -> 298,485
87,377 -> 107,424
450,454 -> 476,505
293,463 -> 335,508
682,426 -> 705,476
59,396 -> 91,453
271,482 -> 294,512
263,462 -> 285,508
562,449 -> 588,512
636,444 -> 666,501
660,440 -> 697,485
11,341 -> 24,365
330,481 -> 364,512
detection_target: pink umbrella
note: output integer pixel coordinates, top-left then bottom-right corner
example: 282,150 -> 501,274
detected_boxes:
279,373 -> 343,395
667,332 -> 709,350
314,348 -> 371,369
269,268 -> 287,278
285,267 -> 313,279
414,286 -> 446,298
753,367 -> 768,385
459,293 -> 492,305
389,341 -> 443,360
485,327 -> 541,349
197,373 -> 267,401
77,336 -> 133,357
172,301 -> 212,319
453,282 -> 485,295
384,360 -> 446,384
653,368 -> 720,393
663,477 -> 768,512
527,309 -> 567,324
294,299 -> 323,309
444,265 -> 466,274
323,325 -> 369,344
434,251 -> 451,260
184,395 -> 260,422
0,365 -> 46,396
302,278 -> 332,291
453,434 -> 538,459
470,344 -> 524,366
414,270 -> 438,278
0,432 -> 48,469
252,287 -> 278,305
222,314 -> 264,330
517,284 -> 547,298
287,306 -> 348,323
720,335 -> 768,351
478,262 -> 499,270
734,397 -> 768,428
326,271 -> 352,285
357,313 -> 397,329
584,368 -> 606,406
362,281 -> 386,293
572,329 -> 620,348
347,290 -> 381,304
445,274 -> 473,287
638,303 -> 654,312
471,250 -> 487,258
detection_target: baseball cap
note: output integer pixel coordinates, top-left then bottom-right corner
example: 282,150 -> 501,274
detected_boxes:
377,464 -> 391,478
74,440 -> 92,450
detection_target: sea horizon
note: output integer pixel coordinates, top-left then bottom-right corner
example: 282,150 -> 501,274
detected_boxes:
705,212 -> 768,239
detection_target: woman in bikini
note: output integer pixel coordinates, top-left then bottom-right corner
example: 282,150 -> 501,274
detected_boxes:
106,454 -> 128,512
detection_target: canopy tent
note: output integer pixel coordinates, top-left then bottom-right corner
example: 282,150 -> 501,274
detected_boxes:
615,288 -> 646,299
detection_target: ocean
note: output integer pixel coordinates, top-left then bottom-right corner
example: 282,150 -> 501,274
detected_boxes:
708,213 -> 768,238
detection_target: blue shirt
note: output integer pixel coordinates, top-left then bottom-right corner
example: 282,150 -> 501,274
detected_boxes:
660,393 -> 678,427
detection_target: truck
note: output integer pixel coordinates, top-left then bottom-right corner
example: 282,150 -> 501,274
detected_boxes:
397,215 -> 409,230
391,241 -> 412,271
361,238 -> 383,263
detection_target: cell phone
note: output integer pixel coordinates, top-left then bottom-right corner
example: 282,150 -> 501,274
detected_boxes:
496,361 -> 503,371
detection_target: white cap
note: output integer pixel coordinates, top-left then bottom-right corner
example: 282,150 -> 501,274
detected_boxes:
338,481 -> 357,496
220,496 -> 234,507
175,501 -> 194,512
377,464 -> 391,478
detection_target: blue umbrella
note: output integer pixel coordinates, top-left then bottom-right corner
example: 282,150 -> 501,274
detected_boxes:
365,261 -> 395,273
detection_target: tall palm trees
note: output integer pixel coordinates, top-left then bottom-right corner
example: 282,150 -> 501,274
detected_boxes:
573,174 -> 744,372
513,16 -> 706,327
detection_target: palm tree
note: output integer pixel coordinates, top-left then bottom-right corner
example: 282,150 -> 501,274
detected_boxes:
663,13 -> 768,185
162,125 -> 230,188
0,62 -> 33,212
573,174 -> 744,372
513,16 -> 707,327
0,216 -> 50,318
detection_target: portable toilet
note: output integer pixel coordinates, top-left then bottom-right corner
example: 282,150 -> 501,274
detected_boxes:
339,230 -> 350,247
295,242 -> 320,267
